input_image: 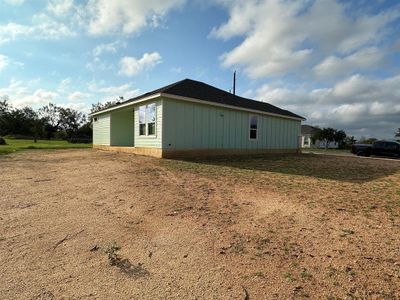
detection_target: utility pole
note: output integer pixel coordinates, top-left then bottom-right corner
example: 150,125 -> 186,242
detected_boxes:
233,70 -> 236,95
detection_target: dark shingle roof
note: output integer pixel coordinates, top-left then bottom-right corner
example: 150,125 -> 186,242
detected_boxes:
301,125 -> 320,135
98,78 -> 305,120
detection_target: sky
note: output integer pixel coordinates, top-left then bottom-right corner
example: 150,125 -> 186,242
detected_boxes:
0,0 -> 399,139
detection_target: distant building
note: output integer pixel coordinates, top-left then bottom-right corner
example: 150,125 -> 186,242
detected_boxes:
301,125 -> 338,149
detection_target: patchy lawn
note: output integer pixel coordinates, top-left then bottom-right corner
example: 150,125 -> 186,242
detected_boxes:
0,138 -> 91,155
0,150 -> 399,299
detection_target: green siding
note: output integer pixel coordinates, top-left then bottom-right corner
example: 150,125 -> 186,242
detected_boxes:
162,98 -> 300,150
93,113 -> 110,145
110,109 -> 134,146
133,99 -> 163,148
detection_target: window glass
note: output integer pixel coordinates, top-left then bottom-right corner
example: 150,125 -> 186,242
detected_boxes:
148,123 -> 156,135
146,103 -> 156,135
250,115 -> 258,129
139,106 -> 145,124
138,106 -> 146,135
250,129 -> 257,139
146,103 -> 156,123
249,115 -> 258,140
139,124 -> 146,135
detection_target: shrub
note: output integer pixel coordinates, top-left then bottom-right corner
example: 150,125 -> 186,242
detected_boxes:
0,137 -> 6,145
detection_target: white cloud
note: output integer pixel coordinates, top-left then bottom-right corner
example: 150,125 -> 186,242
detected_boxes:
4,0 -> 24,5
68,91 -> 91,101
86,0 -> 185,35
92,41 -> 125,57
85,56 -> 113,72
88,81 -> 141,100
13,89 -> 58,107
254,74 -> 400,138
119,52 -> 162,77
0,20 -> 76,44
58,102 -> 91,114
0,54 -> 8,71
58,78 -> 71,92
46,0 -> 74,16
170,66 -> 182,73
313,47 -> 385,78
212,0 -> 400,79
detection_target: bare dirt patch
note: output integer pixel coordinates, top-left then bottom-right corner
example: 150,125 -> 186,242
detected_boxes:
0,150 -> 399,299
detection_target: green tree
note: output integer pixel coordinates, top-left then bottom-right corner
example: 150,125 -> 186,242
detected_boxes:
344,135 -> 356,145
91,101 -> 117,114
395,128 -> 400,141
313,127 -> 336,149
58,107 -> 86,139
359,137 -> 377,144
334,129 -> 347,149
39,103 -> 61,139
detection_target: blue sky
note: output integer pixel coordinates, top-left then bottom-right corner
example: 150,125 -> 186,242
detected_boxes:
0,0 -> 399,139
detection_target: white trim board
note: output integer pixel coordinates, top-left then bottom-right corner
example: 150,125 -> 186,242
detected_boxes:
90,93 -> 161,116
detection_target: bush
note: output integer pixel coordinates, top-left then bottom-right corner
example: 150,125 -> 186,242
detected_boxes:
0,137 -> 6,145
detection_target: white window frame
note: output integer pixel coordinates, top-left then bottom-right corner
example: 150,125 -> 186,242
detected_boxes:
138,103 -> 156,137
249,114 -> 258,141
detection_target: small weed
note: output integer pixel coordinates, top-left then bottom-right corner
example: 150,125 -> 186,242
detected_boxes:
326,295 -> 342,300
0,236 -> 5,242
328,266 -> 338,277
345,266 -> 356,277
340,229 -> 355,237
104,241 -> 121,265
254,272 -> 265,278
102,241 -> 149,278
284,272 -> 295,282
232,242 -> 245,254
300,268 -> 312,279
333,281 -> 340,287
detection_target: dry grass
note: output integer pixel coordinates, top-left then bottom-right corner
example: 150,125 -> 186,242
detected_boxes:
0,150 -> 399,299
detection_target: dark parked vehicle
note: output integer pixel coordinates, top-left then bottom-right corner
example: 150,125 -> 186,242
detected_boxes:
351,141 -> 400,158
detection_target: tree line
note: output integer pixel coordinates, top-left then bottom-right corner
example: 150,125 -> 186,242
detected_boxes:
312,127 -> 400,149
0,98 -> 91,143
311,127 -> 352,149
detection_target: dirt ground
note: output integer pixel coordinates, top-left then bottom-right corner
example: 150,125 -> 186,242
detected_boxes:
0,149 -> 399,300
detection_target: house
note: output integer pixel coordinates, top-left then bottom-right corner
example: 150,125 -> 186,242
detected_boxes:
91,79 -> 305,158
301,125 -> 338,149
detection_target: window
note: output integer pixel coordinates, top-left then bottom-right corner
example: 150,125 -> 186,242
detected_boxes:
138,103 -> 156,136
139,106 -> 146,136
249,115 -> 258,140
304,137 -> 310,145
146,103 -> 156,136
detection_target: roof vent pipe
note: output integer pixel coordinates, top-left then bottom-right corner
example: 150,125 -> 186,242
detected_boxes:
233,70 -> 236,95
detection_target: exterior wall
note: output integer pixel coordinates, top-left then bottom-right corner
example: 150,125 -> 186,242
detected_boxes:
133,99 -> 163,148
110,109 -> 134,146
301,134 -> 339,149
162,97 -> 301,151
301,134 -> 312,148
93,113 -> 110,145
